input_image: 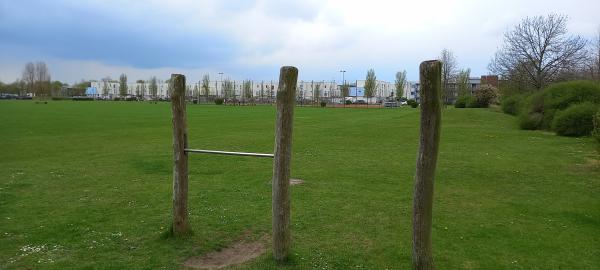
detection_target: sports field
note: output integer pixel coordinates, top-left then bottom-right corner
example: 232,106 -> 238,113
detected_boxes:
0,101 -> 598,269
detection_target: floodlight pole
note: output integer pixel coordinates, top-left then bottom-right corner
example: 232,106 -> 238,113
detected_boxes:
340,70 -> 346,107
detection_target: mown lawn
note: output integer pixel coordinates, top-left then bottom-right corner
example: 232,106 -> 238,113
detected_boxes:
0,101 -> 598,269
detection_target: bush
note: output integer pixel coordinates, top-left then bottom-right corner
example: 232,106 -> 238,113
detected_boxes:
552,103 -> 599,136
592,111 -> 600,142
501,95 -> 523,115
519,112 -> 544,130
72,96 -> 94,101
214,98 -> 224,105
454,96 -> 467,108
345,100 -> 352,105
543,80 -> 600,110
320,101 -> 327,107
407,99 -> 419,108
454,96 -> 476,108
51,96 -> 71,101
473,85 -> 498,108
520,80 -> 600,130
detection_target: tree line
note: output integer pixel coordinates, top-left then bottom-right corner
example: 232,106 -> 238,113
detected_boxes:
0,61 -> 90,96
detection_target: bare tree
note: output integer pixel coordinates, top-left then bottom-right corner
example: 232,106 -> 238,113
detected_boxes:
260,81 -> 265,102
489,14 -> 587,90
586,28 -> 600,81
101,77 -> 111,97
341,83 -> 349,104
364,68 -> 377,105
297,81 -> 304,104
438,49 -> 457,104
149,76 -> 158,98
222,78 -> 234,100
313,81 -> 321,104
395,70 -> 407,100
136,79 -> 146,98
201,74 -> 210,100
242,79 -> 252,102
456,69 -> 471,97
25,62 -> 51,97
22,62 -> 35,94
119,74 -> 128,97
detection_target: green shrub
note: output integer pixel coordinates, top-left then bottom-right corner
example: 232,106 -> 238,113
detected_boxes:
520,80 -> 600,130
51,96 -> 71,101
467,96 -> 480,108
519,112 -> 544,130
473,85 -> 498,108
552,103 -> 599,137
407,99 -> 419,108
345,100 -> 352,105
214,98 -> 224,105
592,111 -> 600,142
543,81 -> 600,110
501,95 -> 523,115
320,101 -> 327,107
455,96 -> 477,108
454,96 -> 468,108
72,96 -> 94,101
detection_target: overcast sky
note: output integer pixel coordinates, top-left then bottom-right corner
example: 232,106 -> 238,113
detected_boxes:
1,0 -> 598,84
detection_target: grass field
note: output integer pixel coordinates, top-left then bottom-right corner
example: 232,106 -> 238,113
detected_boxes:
1,101 -> 599,269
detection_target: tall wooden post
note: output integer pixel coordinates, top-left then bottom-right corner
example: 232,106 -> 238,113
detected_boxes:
272,66 -> 297,263
412,60 -> 442,269
171,74 -> 191,236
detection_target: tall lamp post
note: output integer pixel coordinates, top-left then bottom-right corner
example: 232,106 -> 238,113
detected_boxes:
339,70 -> 346,107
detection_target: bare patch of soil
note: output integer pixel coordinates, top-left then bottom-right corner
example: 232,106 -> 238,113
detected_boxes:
184,236 -> 266,269
577,158 -> 600,171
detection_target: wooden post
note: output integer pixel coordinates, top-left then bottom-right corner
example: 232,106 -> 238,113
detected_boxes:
171,74 -> 191,236
272,66 -> 297,263
412,60 -> 442,270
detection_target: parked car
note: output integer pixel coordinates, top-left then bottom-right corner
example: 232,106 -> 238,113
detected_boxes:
355,100 -> 367,105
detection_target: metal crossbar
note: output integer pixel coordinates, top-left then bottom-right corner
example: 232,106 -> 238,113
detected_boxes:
184,148 -> 274,158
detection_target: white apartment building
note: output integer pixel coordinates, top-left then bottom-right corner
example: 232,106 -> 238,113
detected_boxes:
90,80 -> 339,100
89,78 -> 416,102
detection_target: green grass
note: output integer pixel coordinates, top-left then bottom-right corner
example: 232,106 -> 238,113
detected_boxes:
0,101 -> 598,269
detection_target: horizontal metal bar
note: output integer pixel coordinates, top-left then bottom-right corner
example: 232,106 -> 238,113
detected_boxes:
184,149 -> 274,158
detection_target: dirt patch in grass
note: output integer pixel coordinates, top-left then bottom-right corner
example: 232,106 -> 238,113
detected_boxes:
184,235 -> 267,269
575,158 -> 600,172
583,158 -> 600,170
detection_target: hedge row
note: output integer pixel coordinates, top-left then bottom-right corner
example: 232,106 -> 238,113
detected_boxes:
501,80 -> 600,137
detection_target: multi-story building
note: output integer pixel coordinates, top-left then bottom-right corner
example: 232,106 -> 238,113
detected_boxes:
409,75 -> 498,103
89,75 -> 497,104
